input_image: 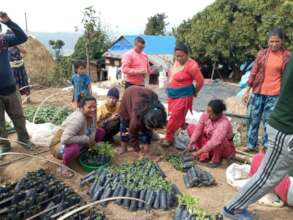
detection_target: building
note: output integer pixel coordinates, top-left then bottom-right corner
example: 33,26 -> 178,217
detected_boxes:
103,35 -> 176,84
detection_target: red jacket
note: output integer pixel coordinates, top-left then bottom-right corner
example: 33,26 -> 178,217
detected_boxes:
247,48 -> 291,94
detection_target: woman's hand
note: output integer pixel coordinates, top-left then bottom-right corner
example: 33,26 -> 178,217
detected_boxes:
183,142 -> 194,154
192,149 -> 204,158
0,12 -> 10,23
242,91 -> 250,105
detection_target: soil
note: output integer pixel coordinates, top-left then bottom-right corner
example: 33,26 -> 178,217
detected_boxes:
1,84 -> 292,220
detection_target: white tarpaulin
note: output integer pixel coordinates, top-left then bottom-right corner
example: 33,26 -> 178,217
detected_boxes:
26,121 -> 63,148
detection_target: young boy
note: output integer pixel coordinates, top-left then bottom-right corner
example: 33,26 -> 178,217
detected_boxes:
71,61 -> 92,108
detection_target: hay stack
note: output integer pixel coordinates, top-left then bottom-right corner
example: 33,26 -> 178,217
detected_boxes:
20,36 -> 55,85
225,96 -> 247,116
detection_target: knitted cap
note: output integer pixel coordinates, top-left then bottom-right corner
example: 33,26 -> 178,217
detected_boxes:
107,87 -> 120,99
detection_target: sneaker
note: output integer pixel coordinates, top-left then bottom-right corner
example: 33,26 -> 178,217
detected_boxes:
222,207 -> 255,220
0,144 -> 11,159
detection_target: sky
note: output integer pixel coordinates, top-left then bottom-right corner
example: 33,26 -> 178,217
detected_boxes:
2,0 -> 214,35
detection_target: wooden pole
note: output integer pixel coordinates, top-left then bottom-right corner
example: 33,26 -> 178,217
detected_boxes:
24,12 -> 28,33
211,62 -> 216,80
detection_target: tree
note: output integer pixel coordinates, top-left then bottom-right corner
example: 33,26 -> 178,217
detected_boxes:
72,6 -> 111,72
49,40 -> 65,58
174,0 -> 293,80
144,13 -> 168,35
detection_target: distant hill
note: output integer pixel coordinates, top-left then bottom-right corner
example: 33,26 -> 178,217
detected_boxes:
32,32 -> 82,56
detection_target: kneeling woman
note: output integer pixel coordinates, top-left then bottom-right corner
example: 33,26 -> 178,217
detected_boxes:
53,96 -> 105,177
185,99 -> 235,167
120,86 -> 167,155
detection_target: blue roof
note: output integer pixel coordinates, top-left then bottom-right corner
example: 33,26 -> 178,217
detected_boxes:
108,35 -> 176,55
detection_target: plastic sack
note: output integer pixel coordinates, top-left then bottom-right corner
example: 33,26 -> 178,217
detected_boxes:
26,121 -> 63,148
237,70 -> 251,96
226,163 -> 251,190
174,129 -> 190,150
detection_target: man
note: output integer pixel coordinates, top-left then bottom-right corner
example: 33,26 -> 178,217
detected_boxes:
96,87 -> 120,141
222,54 -> 293,219
121,36 -> 153,89
0,12 -> 33,158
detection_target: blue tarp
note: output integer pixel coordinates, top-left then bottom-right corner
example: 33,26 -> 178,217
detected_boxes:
108,35 -> 176,55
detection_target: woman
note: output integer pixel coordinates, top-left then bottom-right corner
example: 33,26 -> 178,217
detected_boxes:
185,99 -> 235,167
119,86 -> 167,155
8,42 -> 30,98
243,28 -> 291,152
163,43 -> 204,147
53,96 -> 105,178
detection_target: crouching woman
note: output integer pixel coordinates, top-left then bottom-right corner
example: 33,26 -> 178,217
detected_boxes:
185,99 -> 235,167
119,86 -> 167,155
52,96 -> 105,178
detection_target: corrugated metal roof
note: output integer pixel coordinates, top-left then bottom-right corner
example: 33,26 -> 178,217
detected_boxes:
108,35 -> 176,55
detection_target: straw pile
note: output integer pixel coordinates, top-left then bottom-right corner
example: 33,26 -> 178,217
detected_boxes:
225,96 -> 247,116
20,36 -> 55,85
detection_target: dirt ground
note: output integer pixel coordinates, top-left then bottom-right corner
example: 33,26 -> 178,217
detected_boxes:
1,85 -> 292,220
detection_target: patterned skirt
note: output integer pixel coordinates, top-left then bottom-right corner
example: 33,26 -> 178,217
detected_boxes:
12,65 -> 30,95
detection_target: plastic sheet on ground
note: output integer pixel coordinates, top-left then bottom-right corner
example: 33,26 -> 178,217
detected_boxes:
26,121 -> 63,148
226,163 -> 250,190
226,163 -> 284,207
92,85 -> 108,96
162,103 -> 203,124
62,85 -> 109,96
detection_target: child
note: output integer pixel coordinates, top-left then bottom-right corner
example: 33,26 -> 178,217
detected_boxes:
96,87 -> 120,141
71,61 -> 92,108
53,96 -> 105,178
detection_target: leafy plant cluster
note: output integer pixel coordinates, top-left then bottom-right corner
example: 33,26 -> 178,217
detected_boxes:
82,142 -> 114,167
103,159 -> 172,192
92,142 -> 114,159
24,105 -> 72,125
167,154 -> 184,171
177,194 -> 221,220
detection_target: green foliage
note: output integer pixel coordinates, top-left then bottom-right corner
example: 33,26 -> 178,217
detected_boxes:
144,13 -> 168,35
47,56 -> 72,86
177,194 -> 213,220
167,154 -> 184,171
49,40 -> 65,58
105,160 -> 172,192
174,0 -> 293,79
24,105 -> 72,125
72,6 -> 111,60
92,142 -> 114,158
72,32 -> 110,60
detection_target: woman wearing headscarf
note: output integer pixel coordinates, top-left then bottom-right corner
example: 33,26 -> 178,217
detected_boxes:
243,28 -> 291,152
7,30 -> 30,98
162,43 -> 204,147
119,86 -> 167,155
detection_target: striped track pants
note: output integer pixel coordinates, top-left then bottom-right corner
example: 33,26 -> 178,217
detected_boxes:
225,124 -> 293,212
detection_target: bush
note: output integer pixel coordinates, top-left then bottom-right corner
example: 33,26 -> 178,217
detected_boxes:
47,56 -> 72,86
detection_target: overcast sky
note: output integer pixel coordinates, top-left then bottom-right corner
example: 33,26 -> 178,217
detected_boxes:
2,0 -> 214,35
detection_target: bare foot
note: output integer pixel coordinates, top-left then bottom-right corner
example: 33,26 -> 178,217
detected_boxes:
58,166 -> 74,179
119,147 -> 128,155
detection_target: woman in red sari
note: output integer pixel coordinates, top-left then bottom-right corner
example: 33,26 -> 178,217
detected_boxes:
162,43 -> 204,147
